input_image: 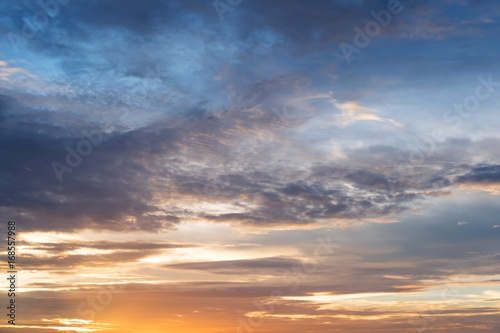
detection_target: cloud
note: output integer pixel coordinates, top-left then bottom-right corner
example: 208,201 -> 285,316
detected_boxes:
1,1 -> 500,332
455,165 -> 500,184
333,101 -> 404,128
2,87 -> 500,233
26,240 -> 192,252
164,257 -> 301,275
455,164 -> 500,195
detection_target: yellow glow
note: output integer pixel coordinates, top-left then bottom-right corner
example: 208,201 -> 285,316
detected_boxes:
459,183 -> 500,195
333,101 -> 404,128
141,245 -> 301,265
284,291 -> 398,303
0,318 -> 108,332
0,325 -> 94,332
66,248 -> 116,255
21,231 -> 87,243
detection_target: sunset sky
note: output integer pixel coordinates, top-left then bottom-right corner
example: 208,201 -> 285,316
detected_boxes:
1,0 -> 500,332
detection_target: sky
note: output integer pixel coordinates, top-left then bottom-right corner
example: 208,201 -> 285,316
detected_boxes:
1,0 -> 500,332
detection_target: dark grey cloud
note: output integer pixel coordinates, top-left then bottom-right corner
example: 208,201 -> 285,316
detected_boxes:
1,0 -> 500,235
26,240 -> 192,252
239,0 -> 420,47
1,0 -> 432,69
164,257 -> 301,275
0,95 -> 178,231
455,164 -> 500,184
21,250 -> 153,269
3,91 -> 499,232
17,241 -> 194,271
